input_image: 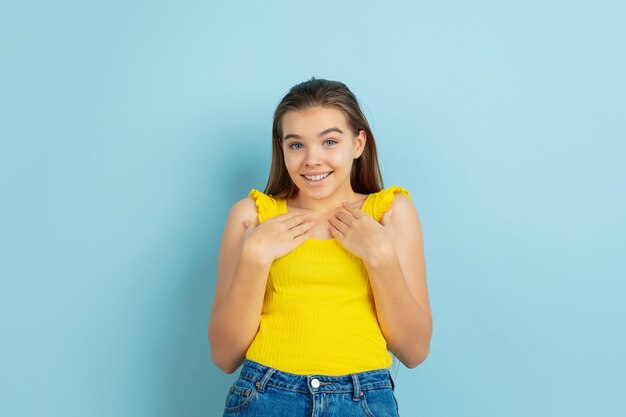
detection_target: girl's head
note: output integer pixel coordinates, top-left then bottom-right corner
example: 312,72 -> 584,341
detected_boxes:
265,77 -> 384,199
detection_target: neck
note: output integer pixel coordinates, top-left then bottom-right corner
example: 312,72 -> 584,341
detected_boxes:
290,188 -> 365,214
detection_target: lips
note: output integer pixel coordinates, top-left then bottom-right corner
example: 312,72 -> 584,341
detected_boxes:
302,172 -> 331,181
301,171 -> 333,182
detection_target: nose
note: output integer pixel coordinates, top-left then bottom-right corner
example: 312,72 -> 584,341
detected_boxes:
304,147 -> 322,166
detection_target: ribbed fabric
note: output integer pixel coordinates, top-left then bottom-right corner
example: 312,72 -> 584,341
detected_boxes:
245,185 -> 411,375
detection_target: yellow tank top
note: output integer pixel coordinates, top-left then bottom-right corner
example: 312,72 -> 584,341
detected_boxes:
245,185 -> 411,375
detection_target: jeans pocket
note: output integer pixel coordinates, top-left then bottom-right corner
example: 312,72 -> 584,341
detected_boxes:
223,378 -> 257,414
361,388 -> 400,417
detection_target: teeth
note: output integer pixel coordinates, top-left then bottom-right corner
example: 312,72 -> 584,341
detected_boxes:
304,172 -> 331,181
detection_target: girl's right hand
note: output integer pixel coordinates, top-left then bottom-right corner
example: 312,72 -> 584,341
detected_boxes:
241,213 -> 314,264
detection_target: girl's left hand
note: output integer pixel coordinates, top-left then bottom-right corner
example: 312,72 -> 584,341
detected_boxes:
329,202 -> 395,261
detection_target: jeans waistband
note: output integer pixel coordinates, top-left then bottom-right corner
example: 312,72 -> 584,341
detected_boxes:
239,360 -> 393,399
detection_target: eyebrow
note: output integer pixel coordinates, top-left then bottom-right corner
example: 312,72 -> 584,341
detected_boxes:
283,127 -> 344,141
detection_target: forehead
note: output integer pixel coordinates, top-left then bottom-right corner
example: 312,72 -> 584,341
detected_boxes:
281,106 -> 349,135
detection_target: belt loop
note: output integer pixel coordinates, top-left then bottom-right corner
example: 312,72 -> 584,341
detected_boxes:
351,373 -> 362,401
256,366 -> 275,393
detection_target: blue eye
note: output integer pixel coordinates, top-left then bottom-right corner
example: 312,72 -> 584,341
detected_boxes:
288,143 -> 303,150
324,139 -> 337,145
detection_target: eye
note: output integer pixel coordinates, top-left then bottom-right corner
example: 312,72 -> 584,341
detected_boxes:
288,142 -> 303,150
324,139 -> 337,145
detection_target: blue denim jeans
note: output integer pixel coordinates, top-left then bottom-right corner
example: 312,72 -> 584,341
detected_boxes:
222,359 -> 400,416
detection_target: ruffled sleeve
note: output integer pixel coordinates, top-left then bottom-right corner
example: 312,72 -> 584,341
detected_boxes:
248,189 -> 280,223
366,185 -> 412,223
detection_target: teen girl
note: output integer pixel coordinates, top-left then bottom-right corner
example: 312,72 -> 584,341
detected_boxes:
209,77 -> 432,416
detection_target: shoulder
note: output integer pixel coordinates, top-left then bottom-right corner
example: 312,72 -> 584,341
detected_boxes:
232,188 -> 281,224
389,192 -> 415,212
386,189 -> 422,240
228,196 -> 258,219
365,185 -> 414,223
370,185 -> 412,206
383,185 -> 418,217
389,193 -> 420,225
221,197 -> 258,234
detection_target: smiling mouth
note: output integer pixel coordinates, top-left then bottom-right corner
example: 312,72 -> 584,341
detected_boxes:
301,171 -> 333,181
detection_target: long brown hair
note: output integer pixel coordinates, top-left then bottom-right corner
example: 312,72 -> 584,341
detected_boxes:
265,77 -> 384,199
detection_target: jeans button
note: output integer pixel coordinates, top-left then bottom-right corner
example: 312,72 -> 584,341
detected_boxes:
311,378 -> 320,388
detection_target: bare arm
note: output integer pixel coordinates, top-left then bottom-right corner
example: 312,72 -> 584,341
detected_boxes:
208,198 -> 313,373
364,195 -> 432,368
329,195 -> 432,368
208,198 -> 268,373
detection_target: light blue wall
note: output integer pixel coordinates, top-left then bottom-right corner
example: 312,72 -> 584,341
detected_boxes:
1,1 -> 624,416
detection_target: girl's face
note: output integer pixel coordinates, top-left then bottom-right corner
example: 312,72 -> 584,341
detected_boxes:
281,106 -> 366,199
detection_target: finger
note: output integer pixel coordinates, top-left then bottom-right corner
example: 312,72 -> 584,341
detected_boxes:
341,202 -> 364,219
289,221 -> 315,238
242,219 -> 257,229
381,210 -> 393,226
328,225 -> 344,239
334,210 -> 355,225
275,212 -> 308,222
282,214 -> 309,229
293,230 -> 311,245
328,217 -> 349,234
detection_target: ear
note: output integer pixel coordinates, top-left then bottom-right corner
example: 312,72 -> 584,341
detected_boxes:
354,129 -> 367,159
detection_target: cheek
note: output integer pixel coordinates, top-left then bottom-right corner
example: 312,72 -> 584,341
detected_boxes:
328,151 -> 353,169
283,153 -> 302,172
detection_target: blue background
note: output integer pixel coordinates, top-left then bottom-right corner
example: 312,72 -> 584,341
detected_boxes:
1,1 -> 624,416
